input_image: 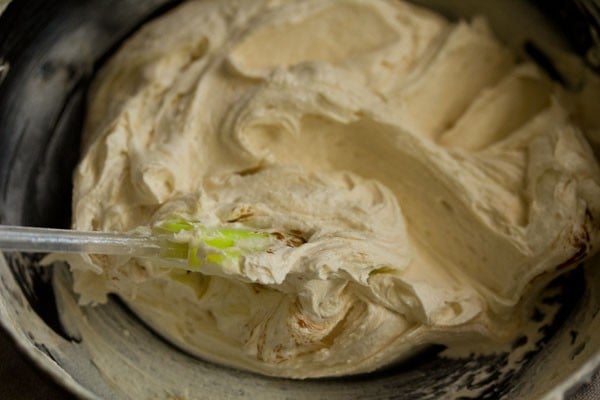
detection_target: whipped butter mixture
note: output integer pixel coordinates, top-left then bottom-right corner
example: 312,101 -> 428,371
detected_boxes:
64,0 -> 600,378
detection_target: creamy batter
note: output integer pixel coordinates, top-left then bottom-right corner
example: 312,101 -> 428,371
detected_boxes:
61,0 -> 600,378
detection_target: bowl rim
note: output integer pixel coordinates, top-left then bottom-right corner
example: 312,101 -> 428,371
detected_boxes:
0,255 -> 98,400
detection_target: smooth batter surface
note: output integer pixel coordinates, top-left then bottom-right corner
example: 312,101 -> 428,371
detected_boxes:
62,0 -> 600,378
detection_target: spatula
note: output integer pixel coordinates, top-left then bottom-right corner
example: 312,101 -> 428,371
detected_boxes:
0,219 -> 279,271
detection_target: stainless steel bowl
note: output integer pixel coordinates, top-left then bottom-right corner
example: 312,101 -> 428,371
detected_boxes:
0,1 -> 599,398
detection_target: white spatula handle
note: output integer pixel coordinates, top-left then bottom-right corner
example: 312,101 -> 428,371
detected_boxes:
0,225 -> 162,258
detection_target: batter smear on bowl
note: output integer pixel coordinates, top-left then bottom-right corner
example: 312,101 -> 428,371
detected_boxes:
62,0 -> 600,378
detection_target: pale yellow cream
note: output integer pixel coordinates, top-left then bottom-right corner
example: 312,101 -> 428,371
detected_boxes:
63,0 -> 600,378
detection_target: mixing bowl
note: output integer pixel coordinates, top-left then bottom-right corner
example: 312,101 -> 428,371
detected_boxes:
0,0 -> 599,398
